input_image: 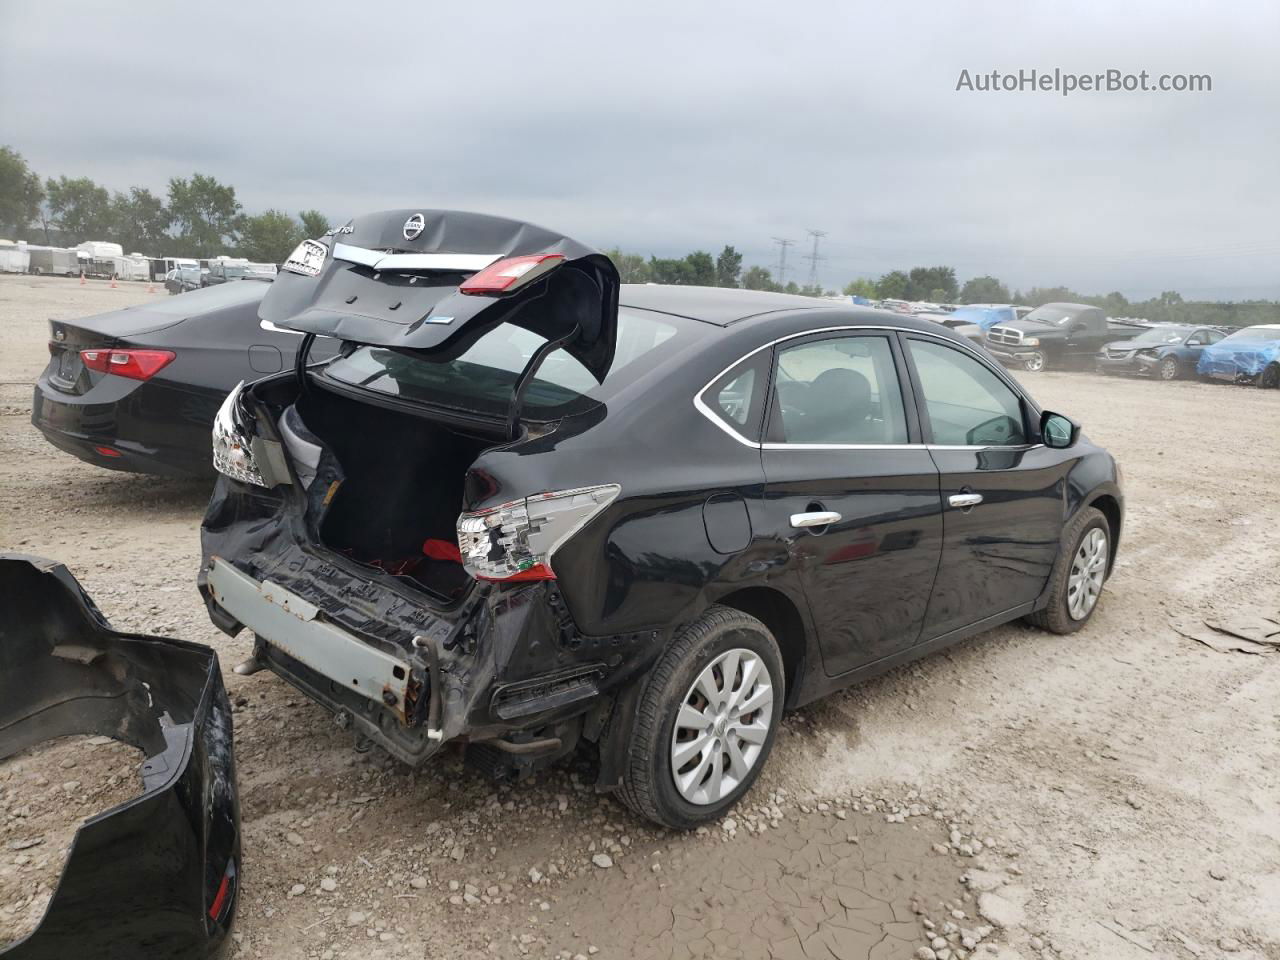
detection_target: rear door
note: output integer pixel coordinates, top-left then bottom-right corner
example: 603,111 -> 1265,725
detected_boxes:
759,331 -> 944,676
901,335 -> 1069,638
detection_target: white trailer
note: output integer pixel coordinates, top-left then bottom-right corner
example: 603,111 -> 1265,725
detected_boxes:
0,241 -> 31,274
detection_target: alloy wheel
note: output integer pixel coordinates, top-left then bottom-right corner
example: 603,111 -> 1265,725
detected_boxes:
1067,527 -> 1108,620
1160,357 -> 1179,380
670,648 -> 774,805
1025,352 -> 1045,372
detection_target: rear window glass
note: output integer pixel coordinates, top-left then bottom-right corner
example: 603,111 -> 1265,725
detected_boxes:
322,309 -> 692,418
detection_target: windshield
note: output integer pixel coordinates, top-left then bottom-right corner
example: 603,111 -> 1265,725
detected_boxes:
1022,305 -> 1083,325
1129,327 -> 1191,344
1220,327 -> 1280,343
322,308 -> 698,419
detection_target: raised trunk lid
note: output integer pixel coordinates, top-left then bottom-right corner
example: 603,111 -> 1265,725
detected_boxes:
258,210 -> 619,382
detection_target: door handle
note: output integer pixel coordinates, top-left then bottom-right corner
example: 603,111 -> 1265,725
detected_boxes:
948,493 -> 983,509
790,511 -> 842,528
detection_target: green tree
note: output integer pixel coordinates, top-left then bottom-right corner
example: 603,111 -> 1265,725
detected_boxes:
742,265 -> 781,291
0,146 -> 44,238
715,245 -> 743,287
843,278 -> 878,299
1023,286 -> 1080,306
876,270 -> 911,300
298,209 -> 330,238
110,187 -> 170,253
45,175 -> 114,243
648,256 -> 694,285
167,173 -> 242,257
906,266 -> 957,301
685,250 -> 716,286
604,248 -> 651,284
239,209 -> 302,263
958,275 -> 1010,304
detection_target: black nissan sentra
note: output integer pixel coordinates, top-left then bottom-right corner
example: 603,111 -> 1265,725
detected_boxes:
199,209 -> 1123,828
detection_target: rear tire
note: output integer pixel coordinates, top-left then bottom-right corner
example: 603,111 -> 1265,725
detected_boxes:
1024,506 -> 1110,635
619,606 -> 784,829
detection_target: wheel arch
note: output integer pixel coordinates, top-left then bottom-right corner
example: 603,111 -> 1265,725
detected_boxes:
712,585 -> 808,707
1086,492 -> 1122,572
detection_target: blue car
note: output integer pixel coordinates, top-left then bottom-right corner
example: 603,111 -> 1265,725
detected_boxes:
1196,324 -> 1280,387
1096,324 -> 1226,380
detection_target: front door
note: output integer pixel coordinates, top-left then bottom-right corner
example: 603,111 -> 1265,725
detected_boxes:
901,336 -> 1071,638
759,332 -> 943,676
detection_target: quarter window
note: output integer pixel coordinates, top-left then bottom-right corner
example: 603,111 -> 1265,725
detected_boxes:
906,339 -> 1027,446
704,352 -> 768,438
771,335 -> 909,444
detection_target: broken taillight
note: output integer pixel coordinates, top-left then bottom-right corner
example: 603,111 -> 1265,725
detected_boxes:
81,348 -> 176,381
458,254 -> 565,295
456,484 -> 620,582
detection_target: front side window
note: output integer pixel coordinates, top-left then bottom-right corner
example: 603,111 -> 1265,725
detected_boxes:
771,335 -> 909,444
906,339 -> 1027,446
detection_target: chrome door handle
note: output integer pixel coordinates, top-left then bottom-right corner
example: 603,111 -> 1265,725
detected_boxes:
948,493 -> 983,509
790,511 -> 842,528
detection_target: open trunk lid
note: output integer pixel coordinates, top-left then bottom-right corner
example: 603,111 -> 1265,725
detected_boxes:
259,209 -> 620,382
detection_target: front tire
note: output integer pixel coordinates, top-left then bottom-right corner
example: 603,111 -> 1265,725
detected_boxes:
1159,356 -> 1180,381
619,606 -> 784,829
1259,363 -> 1280,389
1024,351 -> 1046,372
1025,506 -> 1110,635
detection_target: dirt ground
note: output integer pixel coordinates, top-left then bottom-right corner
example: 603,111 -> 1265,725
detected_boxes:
1,273 -> 1277,960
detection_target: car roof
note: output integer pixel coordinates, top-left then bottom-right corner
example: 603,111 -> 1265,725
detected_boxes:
618,283 -> 955,341
619,284 -> 830,326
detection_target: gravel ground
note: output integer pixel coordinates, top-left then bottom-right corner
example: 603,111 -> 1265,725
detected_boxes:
1,274 -> 1277,960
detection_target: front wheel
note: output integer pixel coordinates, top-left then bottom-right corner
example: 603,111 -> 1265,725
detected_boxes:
1024,506 -> 1110,635
619,606 -> 784,829
1259,363 -> 1280,389
1159,356 -> 1180,381
1024,351 -> 1046,373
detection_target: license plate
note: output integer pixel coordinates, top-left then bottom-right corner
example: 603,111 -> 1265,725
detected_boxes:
55,349 -> 81,382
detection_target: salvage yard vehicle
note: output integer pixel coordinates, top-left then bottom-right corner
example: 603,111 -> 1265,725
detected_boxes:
0,554 -> 239,959
202,258 -> 251,286
164,265 -> 204,295
199,209 -> 1124,829
1096,324 -> 1226,380
984,302 -> 1149,372
1196,323 -> 1280,388
32,281 -> 335,477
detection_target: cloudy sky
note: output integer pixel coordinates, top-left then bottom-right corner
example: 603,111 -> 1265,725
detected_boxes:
3,0 -> 1278,299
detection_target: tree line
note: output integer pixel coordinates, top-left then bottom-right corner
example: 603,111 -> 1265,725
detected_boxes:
0,145 -> 328,263
3,144 -> 1275,326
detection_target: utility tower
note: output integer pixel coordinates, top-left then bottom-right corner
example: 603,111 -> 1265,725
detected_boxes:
804,229 -> 827,289
771,237 -> 795,285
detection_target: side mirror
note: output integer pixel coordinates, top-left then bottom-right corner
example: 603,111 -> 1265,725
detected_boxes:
1040,411 -> 1080,449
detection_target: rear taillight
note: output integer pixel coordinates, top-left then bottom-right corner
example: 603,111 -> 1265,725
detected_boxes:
459,254 -> 565,295
81,348 -> 175,381
456,484 -> 620,582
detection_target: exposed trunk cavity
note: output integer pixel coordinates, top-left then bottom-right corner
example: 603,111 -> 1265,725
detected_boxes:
290,385 -> 497,600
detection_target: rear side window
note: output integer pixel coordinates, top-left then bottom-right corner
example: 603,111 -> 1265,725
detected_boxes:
906,339 -> 1026,446
770,335 -> 909,444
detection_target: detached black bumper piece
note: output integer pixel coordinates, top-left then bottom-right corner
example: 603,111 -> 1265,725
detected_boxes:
0,555 -> 239,960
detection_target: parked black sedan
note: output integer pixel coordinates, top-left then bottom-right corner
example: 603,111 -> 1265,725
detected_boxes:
199,210 -> 1124,829
33,281 -> 334,477
1096,324 -> 1226,380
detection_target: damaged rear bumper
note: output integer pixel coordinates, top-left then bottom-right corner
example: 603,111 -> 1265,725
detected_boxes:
0,555 -> 239,960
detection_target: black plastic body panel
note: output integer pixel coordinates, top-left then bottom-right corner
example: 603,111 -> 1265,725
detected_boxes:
0,555 -> 239,960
